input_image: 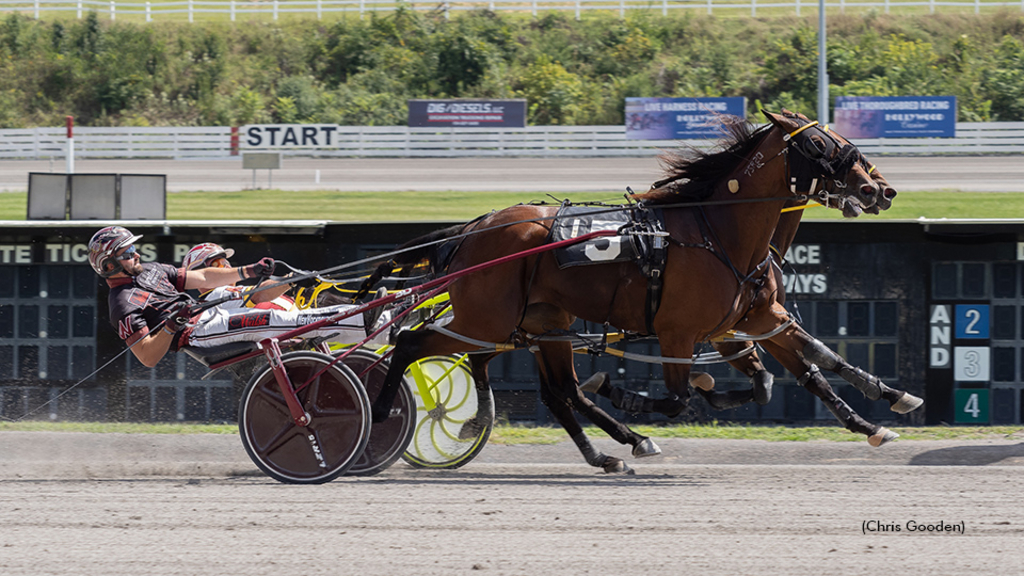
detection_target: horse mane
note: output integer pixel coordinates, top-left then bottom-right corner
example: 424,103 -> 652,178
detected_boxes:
635,116 -> 772,205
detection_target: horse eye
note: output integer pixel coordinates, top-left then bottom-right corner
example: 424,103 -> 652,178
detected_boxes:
803,137 -> 825,159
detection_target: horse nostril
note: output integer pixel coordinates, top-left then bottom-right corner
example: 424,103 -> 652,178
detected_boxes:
884,188 -> 897,199
860,185 -> 877,196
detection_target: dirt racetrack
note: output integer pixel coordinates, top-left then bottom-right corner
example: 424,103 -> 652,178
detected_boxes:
2,431 -> 1023,576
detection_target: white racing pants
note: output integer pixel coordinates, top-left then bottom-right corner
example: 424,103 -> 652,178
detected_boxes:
186,303 -> 391,348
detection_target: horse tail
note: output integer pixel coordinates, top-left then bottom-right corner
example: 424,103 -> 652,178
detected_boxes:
354,222 -> 469,299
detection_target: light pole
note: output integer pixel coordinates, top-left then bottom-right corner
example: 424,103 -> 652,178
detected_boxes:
817,0 -> 828,123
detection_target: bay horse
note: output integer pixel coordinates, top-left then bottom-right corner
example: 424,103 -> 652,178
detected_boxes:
584,164 -> 922,447
369,110 -> 886,473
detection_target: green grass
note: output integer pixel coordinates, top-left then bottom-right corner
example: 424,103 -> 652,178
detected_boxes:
3,420 -> 1021,442
2,189 -> 1023,222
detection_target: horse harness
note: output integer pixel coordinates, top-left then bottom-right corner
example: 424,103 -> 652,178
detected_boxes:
549,202 -> 773,337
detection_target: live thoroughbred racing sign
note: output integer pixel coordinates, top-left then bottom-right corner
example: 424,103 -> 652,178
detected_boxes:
833,96 -> 957,138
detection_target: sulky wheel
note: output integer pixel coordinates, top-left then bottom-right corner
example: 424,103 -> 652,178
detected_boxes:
338,349 -> 416,477
401,355 -> 494,469
238,351 -> 370,484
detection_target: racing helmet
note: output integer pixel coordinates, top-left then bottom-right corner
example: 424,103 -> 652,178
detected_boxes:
182,242 -> 235,271
88,226 -> 142,278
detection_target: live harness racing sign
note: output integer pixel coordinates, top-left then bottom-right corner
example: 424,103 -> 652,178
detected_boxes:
833,96 -> 957,138
625,97 -> 747,140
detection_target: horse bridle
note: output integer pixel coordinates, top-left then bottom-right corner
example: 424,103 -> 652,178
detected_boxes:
780,118 -> 868,208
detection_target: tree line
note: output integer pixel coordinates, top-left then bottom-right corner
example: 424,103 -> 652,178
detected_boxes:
1,9 -> 1022,128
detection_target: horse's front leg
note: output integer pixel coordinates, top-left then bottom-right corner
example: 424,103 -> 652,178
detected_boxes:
795,326 -> 923,414
760,338 -> 898,447
692,340 -> 775,410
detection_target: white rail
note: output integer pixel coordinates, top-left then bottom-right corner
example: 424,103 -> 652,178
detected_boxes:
1,0 -> 1023,20
1,124 -> 1023,159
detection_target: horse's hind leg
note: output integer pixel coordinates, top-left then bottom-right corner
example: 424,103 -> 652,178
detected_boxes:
797,329 -> 922,414
534,343 -> 656,474
373,328 -> 469,423
459,352 -> 498,440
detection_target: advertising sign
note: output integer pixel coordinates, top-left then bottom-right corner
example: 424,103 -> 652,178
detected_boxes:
625,97 -> 747,140
407,99 -> 527,128
833,96 -> 956,138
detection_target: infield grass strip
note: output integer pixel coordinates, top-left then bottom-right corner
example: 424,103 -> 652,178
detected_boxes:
2,421 -> 1021,442
2,190 -> 1024,222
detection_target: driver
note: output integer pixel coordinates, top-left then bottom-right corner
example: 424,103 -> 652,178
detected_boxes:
89,226 -> 389,368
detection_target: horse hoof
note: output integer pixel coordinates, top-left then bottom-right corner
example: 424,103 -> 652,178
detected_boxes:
751,370 -> 773,405
868,428 -> 899,447
579,372 -> 609,394
602,458 -> 635,475
891,392 -> 924,414
632,437 -> 661,458
689,371 -> 715,391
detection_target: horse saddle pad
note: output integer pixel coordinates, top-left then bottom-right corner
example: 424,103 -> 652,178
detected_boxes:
551,205 -> 641,269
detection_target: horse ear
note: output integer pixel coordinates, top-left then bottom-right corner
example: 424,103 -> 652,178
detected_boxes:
762,109 -> 785,128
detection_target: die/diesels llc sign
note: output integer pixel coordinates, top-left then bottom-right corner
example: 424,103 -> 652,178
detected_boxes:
625,97 -> 747,140
407,99 -> 527,128
833,96 -> 957,138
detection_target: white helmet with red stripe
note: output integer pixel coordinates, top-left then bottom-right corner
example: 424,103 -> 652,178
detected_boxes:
182,242 -> 235,271
88,226 -> 142,278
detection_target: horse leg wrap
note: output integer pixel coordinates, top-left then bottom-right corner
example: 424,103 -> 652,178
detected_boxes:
572,433 -> 632,473
571,433 -> 609,468
800,366 -> 876,437
609,387 -> 653,414
750,369 -> 773,406
837,364 -> 885,401
698,388 -> 754,410
802,339 -> 841,370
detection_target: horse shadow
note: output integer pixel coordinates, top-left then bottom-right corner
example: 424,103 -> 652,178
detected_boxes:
908,442 -> 1024,466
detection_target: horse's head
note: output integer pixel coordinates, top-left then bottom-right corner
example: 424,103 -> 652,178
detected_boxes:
763,109 -> 886,218
862,160 -> 897,213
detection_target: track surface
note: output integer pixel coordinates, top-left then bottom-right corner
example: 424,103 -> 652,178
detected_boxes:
1,156 -> 1023,193
2,432 -> 1023,576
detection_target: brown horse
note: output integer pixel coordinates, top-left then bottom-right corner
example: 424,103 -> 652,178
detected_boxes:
584,165 -> 921,447
370,110 -> 885,472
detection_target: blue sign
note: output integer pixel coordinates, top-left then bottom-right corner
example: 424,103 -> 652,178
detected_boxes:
955,304 -> 989,339
833,96 -> 956,138
408,99 -> 526,128
625,97 -> 747,140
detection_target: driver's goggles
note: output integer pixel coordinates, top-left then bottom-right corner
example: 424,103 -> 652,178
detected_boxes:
117,245 -> 137,260
205,257 -> 230,268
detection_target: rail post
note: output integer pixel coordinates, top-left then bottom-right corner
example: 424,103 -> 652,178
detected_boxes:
146,1 -> 151,21
110,0 -> 115,20
189,0 -> 193,22
231,0 -> 235,20
65,116 -> 75,174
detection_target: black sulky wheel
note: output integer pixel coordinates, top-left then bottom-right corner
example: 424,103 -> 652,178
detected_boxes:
338,349 -> 416,477
238,351 -> 370,484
